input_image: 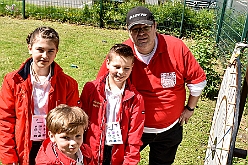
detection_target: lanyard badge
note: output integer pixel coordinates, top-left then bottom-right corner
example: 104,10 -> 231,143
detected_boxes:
105,122 -> 123,145
30,115 -> 46,141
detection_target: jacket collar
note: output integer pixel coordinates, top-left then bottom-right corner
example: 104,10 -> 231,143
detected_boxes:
42,138 -> 77,165
13,57 -> 61,83
41,138 -> 92,165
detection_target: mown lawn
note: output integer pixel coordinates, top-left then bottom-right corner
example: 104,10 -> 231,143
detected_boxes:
0,16 -> 247,165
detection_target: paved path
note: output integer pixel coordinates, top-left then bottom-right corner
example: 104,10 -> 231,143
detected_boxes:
232,0 -> 248,13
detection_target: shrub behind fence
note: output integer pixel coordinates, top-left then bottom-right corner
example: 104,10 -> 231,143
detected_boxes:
1,0 -> 215,38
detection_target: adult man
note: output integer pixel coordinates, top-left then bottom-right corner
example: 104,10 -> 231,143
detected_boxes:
97,6 -> 206,165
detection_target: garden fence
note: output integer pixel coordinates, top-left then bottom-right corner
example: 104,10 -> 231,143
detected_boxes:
1,0 -> 204,37
215,0 -> 248,65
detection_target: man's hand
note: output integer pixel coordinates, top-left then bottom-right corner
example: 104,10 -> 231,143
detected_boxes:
179,108 -> 194,126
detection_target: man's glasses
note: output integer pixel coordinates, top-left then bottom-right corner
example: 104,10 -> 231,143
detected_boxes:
130,25 -> 153,34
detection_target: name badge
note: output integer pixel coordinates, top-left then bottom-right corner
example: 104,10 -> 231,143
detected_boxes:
161,72 -> 176,88
106,122 -> 123,145
30,115 -> 46,141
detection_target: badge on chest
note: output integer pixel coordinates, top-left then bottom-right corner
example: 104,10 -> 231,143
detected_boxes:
30,115 -> 46,141
105,122 -> 123,145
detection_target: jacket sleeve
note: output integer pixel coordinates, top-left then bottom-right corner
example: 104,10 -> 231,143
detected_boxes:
81,144 -> 94,165
35,150 -> 52,165
183,45 -> 206,84
35,152 -> 51,165
35,139 -> 53,165
66,77 -> 80,107
0,76 -> 19,164
123,94 -> 145,165
96,57 -> 108,79
80,82 -> 94,115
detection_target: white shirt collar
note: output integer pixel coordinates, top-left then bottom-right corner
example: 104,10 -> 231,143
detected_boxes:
30,62 -> 51,85
134,36 -> 158,65
105,75 -> 126,95
76,149 -> 84,163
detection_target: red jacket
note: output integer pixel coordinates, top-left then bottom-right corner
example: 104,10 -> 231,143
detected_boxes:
80,74 -> 145,165
0,58 -> 80,165
35,138 -> 93,165
97,33 -> 206,129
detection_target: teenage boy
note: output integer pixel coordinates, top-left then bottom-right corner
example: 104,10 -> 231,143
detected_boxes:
80,44 -> 145,165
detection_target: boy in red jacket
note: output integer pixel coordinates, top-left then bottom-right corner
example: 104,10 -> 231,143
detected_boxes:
35,104 -> 93,165
80,44 -> 145,165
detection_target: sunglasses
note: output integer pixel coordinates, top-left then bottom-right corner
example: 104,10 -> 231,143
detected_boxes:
130,25 -> 153,34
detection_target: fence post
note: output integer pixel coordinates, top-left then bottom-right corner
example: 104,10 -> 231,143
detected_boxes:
179,0 -> 186,38
226,0 -> 233,9
99,0 -> 103,28
241,13 -> 248,42
216,0 -> 228,43
22,0 -> 25,19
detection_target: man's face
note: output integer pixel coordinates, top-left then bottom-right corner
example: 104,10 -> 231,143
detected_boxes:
128,23 -> 157,54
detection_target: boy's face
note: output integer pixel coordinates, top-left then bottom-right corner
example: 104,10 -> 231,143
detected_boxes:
107,53 -> 133,87
28,38 -> 58,73
48,126 -> 84,160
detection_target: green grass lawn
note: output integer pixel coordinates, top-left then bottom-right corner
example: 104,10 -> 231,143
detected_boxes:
0,16 -> 247,165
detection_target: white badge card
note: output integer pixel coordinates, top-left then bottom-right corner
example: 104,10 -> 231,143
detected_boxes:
106,122 -> 123,145
30,115 -> 46,141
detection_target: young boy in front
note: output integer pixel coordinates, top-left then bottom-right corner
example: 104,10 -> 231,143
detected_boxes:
80,44 -> 145,165
35,104 -> 93,165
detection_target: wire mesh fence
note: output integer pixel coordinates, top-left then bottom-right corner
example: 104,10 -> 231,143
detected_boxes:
215,0 -> 248,65
21,0 -> 92,8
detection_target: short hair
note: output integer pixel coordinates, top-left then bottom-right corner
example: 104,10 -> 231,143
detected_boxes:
46,104 -> 88,134
107,44 -> 134,62
26,26 -> 59,49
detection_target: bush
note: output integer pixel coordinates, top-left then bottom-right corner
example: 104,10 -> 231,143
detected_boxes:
190,32 -> 222,100
0,1 -> 21,17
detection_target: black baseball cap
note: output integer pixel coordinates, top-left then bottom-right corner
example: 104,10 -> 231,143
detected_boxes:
126,6 -> 154,30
